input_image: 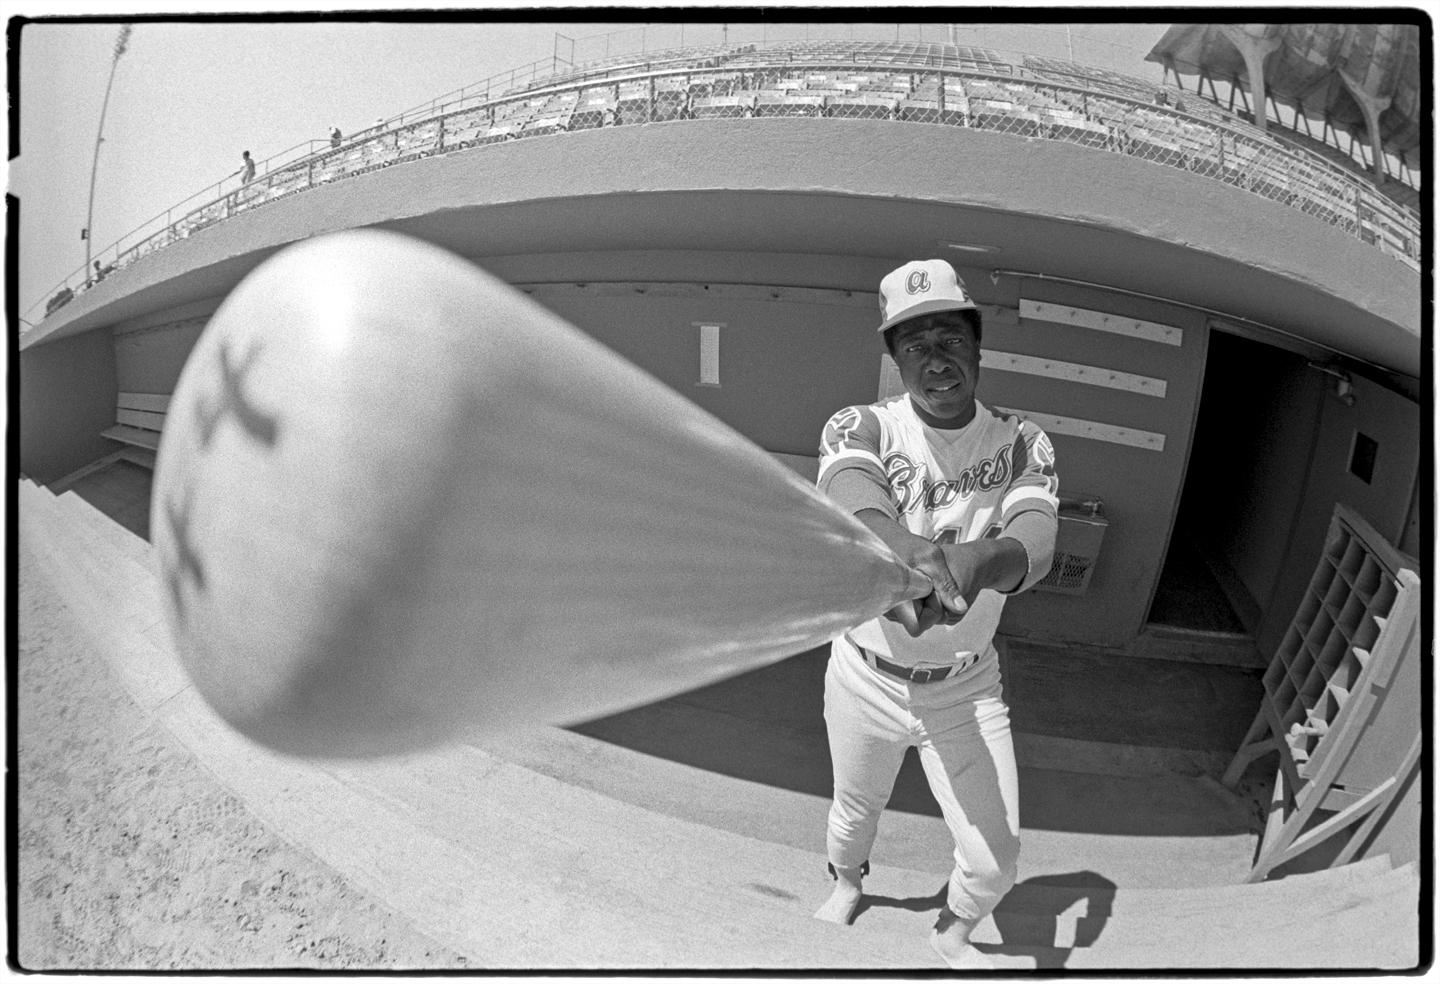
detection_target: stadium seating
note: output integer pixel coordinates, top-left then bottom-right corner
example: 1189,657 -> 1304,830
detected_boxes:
826,92 -> 900,120
614,80 -> 651,119
652,79 -> 690,121
690,93 -> 756,119
394,120 -> 441,161
569,89 -> 617,130
897,96 -> 965,126
477,122 -> 521,144
44,37 -> 1417,315
438,106 -> 495,147
521,114 -> 569,138
755,90 -> 825,117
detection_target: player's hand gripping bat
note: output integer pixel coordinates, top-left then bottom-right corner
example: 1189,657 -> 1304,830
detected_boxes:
153,230 -> 933,758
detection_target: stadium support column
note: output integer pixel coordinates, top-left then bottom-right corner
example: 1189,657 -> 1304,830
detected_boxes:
1217,24 -> 1283,134
1335,68 -> 1392,186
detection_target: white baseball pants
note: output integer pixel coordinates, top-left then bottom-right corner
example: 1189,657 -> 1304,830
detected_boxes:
822,635 -> 1021,923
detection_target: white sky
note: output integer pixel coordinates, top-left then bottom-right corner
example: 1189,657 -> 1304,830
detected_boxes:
5,3 -> 1189,322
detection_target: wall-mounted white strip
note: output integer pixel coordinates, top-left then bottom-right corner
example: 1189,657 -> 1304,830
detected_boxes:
981,350 -> 1168,398
1020,298 -> 1183,347
880,352 -> 1166,400
879,357 -> 1165,450
697,322 -> 722,386
521,282 -> 875,308
996,406 -> 1167,452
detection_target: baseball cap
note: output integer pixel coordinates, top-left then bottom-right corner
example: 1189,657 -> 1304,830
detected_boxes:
876,259 -> 977,333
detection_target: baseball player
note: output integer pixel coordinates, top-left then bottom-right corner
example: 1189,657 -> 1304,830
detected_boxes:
813,259 -> 1059,969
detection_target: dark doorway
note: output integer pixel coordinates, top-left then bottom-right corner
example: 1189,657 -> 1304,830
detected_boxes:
1150,330 -> 1322,636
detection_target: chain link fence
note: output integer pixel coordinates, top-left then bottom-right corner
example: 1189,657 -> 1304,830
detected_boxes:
29,41 -> 1422,327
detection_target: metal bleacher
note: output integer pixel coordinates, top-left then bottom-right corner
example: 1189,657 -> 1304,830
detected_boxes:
690,92 -> 755,119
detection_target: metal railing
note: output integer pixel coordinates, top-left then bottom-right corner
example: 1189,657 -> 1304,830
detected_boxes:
28,46 -> 582,324
27,40 -> 1422,328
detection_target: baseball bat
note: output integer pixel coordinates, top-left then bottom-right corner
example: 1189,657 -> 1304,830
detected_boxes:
152,230 -> 930,758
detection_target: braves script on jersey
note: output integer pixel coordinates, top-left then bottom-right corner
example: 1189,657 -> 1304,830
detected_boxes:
819,395 -> 1059,665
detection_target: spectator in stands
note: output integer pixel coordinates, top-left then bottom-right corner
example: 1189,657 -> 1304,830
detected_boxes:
1154,88 -> 1187,113
330,126 -> 343,148
240,150 -> 256,184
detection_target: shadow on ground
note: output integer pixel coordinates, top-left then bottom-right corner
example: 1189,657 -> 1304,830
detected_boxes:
852,870 -> 1120,969
59,462 -> 154,541
567,648 -> 1258,838
62,460 -> 1261,843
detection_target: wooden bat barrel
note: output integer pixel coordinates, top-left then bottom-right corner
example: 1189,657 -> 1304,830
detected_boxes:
151,230 -> 927,757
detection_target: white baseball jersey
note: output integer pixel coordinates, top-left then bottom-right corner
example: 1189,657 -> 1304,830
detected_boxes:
818,395 -> 1059,666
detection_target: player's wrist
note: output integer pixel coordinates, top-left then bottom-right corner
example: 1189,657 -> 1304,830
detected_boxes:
996,536 -> 1032,587
950,537 -> 1027,593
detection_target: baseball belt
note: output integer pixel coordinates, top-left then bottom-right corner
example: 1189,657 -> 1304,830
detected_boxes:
861,647 -> 977,684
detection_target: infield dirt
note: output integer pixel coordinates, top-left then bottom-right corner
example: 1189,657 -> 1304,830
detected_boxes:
16,542 -> 470,971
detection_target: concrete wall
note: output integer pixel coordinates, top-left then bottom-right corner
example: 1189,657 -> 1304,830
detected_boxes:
1398,480 -> 1422,560
973,285 -> 1210,646
19,328 -> 118,485
1260,371 -> 1422,655
112,297 -> 224,395
522,269 -> 1211,649
527,282 -> 878,459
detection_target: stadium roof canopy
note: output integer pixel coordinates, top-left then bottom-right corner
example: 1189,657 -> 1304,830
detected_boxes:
1145,23 -> 1421,161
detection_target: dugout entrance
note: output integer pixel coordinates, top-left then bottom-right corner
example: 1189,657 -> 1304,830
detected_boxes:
1147,329 -> 1291,642
1146,322 -> 1421,664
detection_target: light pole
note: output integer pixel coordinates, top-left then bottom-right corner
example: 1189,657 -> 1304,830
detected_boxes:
83,23 -> 132,278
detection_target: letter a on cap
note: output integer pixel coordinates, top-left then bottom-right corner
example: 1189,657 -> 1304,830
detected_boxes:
877,258 -> 977,333
905,269 -> 931,294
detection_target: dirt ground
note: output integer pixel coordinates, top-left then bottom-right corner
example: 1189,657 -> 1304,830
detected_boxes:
14,543 -> 471,971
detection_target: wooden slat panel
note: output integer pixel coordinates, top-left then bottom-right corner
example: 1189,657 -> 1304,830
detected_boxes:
102,425 -> 161,450
1020,298 -> 1184,346
116,446 -> 159,470
994,406 -> 1167,452
118,392 -> 172,413
116,408 -> 167,432
981,349 -> 1168,398
877,356 -> 1166,450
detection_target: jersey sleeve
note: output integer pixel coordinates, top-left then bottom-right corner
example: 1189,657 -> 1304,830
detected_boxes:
1001,419 -> 1059,520
816,405 -> 896,518
1000,420 -> 1060,592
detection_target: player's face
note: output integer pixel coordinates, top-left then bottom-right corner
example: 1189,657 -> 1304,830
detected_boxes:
890,314 -> 980,428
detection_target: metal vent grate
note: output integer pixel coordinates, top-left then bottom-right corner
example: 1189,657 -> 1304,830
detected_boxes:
1036,550 -> 1088,587
1033,500 -> 1108,595
1038,551 -> 1095,593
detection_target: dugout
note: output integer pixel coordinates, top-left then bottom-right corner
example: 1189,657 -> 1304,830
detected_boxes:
20,44 -> 1421,669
